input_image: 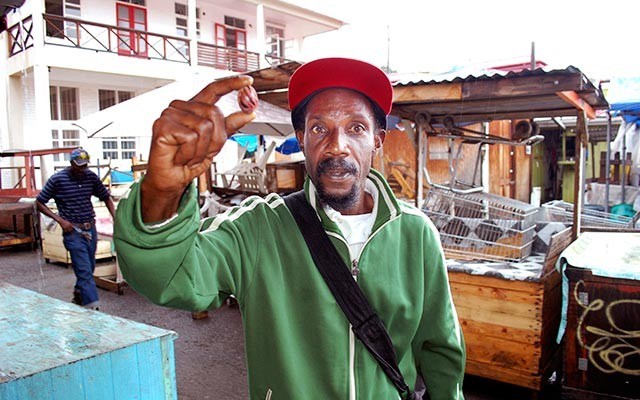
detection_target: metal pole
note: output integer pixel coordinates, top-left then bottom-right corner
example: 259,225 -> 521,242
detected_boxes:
605,112 -> 611,213
386,25 -> 390,73
622,120 -> 627,203
530,41 -> 536,70
572,111 -> 587,241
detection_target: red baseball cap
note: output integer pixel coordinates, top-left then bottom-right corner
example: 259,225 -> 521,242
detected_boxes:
288,57 -> 393,115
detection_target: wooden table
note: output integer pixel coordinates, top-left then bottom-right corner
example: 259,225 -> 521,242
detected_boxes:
0,202 -> 38,249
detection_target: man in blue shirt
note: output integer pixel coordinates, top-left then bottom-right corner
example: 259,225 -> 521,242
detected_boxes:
37,148 -> 115,309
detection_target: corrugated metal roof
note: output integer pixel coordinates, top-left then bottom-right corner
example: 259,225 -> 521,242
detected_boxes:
392,65 -> 587,86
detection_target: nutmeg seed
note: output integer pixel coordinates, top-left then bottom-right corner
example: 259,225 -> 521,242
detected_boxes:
238,86 -> 258,113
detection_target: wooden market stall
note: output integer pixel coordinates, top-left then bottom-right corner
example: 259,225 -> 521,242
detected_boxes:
392,67 -> 608,390
388,66 -> 609,394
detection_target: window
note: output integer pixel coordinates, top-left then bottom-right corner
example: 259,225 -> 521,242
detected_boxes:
120,0 -> 145,5
50,86 -> 80,162
98,89 -> 134,111
266,25 -> 285,58
220,16 -> 246,49
175,15 -> 188,57
98,89 -> 116,110
45,0 -> 81,39
50,86 -> 79,121
224,16 -> 245,29
175,2 -> 200,40
118,91 -> 133,103
117,2 -> 148,57
102,137 -> 137,160
175,3 -> 187,15
51,129 -> 80,161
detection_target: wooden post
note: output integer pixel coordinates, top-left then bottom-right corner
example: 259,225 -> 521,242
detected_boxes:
572,111 -> 588,241
131,156 -> 139,180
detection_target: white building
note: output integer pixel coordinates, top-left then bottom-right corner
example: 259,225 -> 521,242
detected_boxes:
0,0 -> 342,187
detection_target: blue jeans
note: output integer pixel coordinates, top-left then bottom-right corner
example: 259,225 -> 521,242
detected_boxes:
63,225 -> 99,306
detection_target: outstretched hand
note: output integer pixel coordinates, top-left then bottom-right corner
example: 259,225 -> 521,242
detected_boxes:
141,75 -> 257,222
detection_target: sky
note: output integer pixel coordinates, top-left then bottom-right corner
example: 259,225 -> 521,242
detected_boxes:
288,0 -> 639,82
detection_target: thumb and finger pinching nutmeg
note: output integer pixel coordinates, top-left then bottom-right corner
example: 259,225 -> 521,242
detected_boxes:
238,85 -> 259,113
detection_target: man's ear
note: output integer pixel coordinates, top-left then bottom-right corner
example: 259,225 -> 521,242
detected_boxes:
374,129 -> 386,152
295,130 -> 305,153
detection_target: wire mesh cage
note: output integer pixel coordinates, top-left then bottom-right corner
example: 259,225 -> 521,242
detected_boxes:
423,188 -> 539,262
540,200 -> 639,230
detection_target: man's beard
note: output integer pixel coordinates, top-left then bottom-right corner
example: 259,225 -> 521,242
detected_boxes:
315,158 -> 360,212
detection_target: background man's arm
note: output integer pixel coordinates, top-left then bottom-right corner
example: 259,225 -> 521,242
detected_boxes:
104,196 -> 116,219
36,200 -> 73,233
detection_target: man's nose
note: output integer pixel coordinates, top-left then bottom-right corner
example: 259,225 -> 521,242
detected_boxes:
326,129 -> 349,155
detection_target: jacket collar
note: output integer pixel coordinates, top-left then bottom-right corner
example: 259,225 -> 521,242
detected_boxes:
302,169 -> 401,236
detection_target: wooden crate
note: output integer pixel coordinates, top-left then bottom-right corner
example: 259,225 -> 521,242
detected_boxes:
94,258 -> 127,295
41,222 -> 113,265
448,228 -> 571,391
41,202 -> 114,266
0,282 -> 177,399
265,161 -> 305,194
563,267 -> 640,399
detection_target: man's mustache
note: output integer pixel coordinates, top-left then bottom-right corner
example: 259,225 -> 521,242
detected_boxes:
317,158 -> 358,176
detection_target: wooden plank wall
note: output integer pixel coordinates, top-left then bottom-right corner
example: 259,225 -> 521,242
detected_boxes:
379,121 -> 532,202
488,120 -> 532,202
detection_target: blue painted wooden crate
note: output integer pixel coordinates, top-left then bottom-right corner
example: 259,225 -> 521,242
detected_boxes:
0,283 -> 177,400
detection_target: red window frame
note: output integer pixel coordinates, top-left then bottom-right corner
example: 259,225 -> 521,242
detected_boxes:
116,2 -> 148,57
214,22 -> 247,72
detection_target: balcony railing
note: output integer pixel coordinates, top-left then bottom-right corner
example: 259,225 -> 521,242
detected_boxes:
197,42 -> 260,73
7,15 -> 35,55
8,14 -> 190,63
7,14 -> 286,73
44,14 -> 190,63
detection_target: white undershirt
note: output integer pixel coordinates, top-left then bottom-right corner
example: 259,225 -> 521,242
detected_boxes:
323,181 -> 379,261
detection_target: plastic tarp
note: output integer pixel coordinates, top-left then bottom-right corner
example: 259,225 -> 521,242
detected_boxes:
275,137 -> 301,155
607,77 -> 640,186
229,135 -> 258,153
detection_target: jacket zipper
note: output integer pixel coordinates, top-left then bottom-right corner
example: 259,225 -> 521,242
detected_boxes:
332,217 -> 397,400
349,259 -> 359,400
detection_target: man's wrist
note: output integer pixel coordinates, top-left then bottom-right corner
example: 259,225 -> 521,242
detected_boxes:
140,180 -> 188,223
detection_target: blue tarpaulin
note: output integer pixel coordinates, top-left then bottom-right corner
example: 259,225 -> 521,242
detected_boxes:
276,137 -> 301,154
611,102 -> 640,127
229,135 -> 258,153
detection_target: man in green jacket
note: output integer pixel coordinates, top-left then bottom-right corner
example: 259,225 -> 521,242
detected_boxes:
114,58 -> 465,399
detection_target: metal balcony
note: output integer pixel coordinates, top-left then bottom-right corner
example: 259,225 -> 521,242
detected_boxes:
197,42 -> 259,72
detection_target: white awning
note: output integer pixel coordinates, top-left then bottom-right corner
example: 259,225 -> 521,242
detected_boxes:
73,77 -> 294,138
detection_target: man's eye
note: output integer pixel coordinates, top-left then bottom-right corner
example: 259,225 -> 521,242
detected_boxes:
350,124 -> 366,134
310,125 -> 326,135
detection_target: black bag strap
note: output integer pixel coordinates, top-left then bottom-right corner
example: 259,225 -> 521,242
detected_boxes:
284,191 -> 415,399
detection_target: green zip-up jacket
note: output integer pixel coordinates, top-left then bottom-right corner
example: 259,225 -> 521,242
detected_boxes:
114,170 -> 465,400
